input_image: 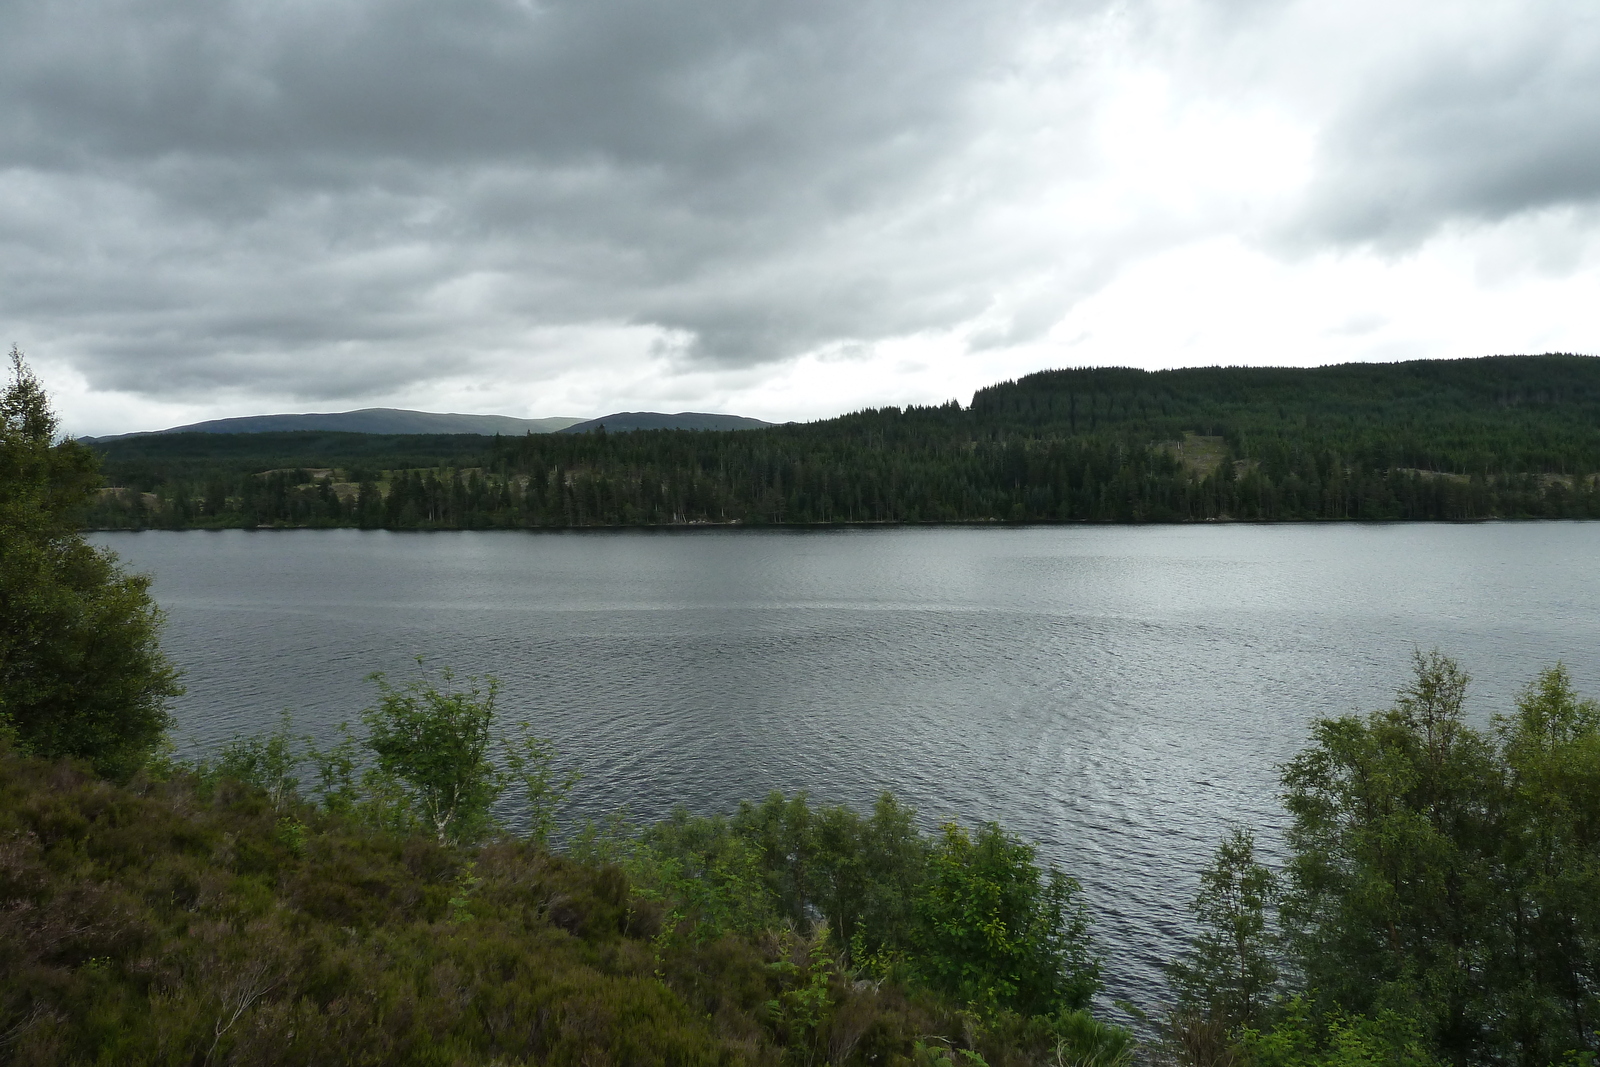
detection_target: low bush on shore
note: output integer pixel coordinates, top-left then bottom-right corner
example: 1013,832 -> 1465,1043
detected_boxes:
0,736 -> 1129,1067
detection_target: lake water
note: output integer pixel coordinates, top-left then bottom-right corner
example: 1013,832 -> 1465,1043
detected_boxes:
93,523 -> 1600,1013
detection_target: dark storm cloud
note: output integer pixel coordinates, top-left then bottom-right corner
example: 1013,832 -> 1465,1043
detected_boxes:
1,0 -> 1068,392
8,0 -> 997,174
1,0 -> 1597,412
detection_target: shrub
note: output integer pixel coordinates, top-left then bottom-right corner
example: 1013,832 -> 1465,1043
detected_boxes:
0,741 -> 1106,1066
209,664 -> 581,847
914,821 -> 1099,1018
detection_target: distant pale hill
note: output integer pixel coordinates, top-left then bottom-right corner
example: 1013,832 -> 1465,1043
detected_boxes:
88,408 -> 586,441
559,412 -> 775,433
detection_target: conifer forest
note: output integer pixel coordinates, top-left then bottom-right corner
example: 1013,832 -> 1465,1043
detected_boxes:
86,355 -> 1600,529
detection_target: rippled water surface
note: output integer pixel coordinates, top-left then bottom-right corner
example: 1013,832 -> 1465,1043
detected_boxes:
94,524 -> 1600,1010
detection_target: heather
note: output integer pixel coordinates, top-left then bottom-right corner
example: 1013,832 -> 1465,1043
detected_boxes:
0,738 -> 1130,1066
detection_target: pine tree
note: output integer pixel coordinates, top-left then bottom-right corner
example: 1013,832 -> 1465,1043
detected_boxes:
0,349 -> 181,778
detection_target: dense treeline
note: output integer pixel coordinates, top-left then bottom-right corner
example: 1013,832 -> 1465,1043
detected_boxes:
969,356 -> 1600,473
85,354 -> 1600,529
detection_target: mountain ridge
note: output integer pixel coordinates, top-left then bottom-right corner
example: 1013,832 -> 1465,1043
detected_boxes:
83,408 -> 585,441
558,411 -> 775,434
82,407 -> 777,441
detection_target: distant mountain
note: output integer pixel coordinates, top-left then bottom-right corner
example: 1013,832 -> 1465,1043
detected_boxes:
559,412 -> 775,434
86,408 -> 585,441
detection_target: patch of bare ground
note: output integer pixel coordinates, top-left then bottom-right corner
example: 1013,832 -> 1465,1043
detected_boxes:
1396,468 -> 1472,485
255,467 -> 336,480
95,486 -> 160,507
1533,472 -> 1599,490
1158,434 -> 1227,479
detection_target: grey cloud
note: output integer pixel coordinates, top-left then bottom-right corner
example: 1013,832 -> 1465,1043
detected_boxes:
2,0 -> 1078,395
2,0 -> 1598,413
1292,4 -> 1600,245
3,0 -> 1010,171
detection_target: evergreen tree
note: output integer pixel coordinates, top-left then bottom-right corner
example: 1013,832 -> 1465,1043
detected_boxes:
0,349 -> 181,778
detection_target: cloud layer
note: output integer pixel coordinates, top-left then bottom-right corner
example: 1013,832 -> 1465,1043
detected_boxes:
2,0 -> 1598,433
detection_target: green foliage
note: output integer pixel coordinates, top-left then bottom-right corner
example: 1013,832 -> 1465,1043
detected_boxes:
727,790 -> 928,961
1159,655 -> 1600,1067
727,788 -> 1105,1022
504,721 -> 586,847
214,711 -> 300,809
210,665 -> 581,848
1167,828 -> 1281,1030
85,354 -> 1600,530
0,348 -> 181,778
1489,666 -> 1600,1065
362,666 -> 505,843
1281,652 -> 1505,1062
618,806 -> 781,944
914,822 -> 1098,1018
1239,996 -> 1443,1067
1048,1008 -> 1137,1067
0,742 -> 1108,1067
764,926 -> 838,1063
583,794 -> 1102,1026
274,815 -> 307,857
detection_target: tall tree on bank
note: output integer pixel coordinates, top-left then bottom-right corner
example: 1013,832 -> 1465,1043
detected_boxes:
1280,653 -> 1502,1063
0,349 -> 180,778
1167,828 -> 1281,1031
1278,653 -> 1600,1067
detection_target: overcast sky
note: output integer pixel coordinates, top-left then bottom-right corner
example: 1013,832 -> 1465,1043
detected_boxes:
3,0 -> 1598,434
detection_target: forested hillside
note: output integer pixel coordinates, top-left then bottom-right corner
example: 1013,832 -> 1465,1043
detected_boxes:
85,354 -> 1600,529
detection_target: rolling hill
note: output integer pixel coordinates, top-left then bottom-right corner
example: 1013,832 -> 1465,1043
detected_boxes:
85,408 -> 585,440
558,412 -> 775,433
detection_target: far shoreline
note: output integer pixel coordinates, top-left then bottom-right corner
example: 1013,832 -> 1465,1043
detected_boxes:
85,516 -> 1600,535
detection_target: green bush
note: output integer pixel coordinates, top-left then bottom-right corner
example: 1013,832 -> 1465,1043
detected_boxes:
913,821 -> 1098,1018
206,664 -> 581,847
577,791 -> 1105,1026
